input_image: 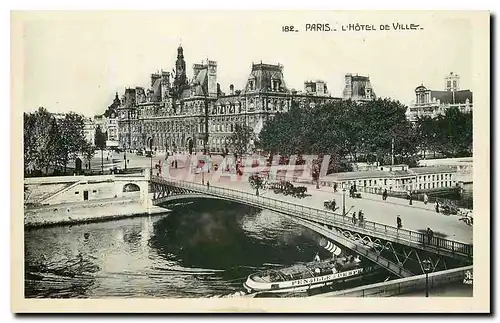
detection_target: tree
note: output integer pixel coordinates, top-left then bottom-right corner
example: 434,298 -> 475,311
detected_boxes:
23,112 -> 36,173
81,141 -> 96,170
24,108 -> 91,176
95,125 -> 107,174
53,112 -> 86,174
230,124 -> 254,158
259,98 -> 420,172
248,173 -> 265,196
23,107 -> 58,175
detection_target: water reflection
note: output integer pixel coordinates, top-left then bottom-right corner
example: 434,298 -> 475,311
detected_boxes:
25,200 -> 325,298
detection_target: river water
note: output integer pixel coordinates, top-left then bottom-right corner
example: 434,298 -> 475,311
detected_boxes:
25,200 -> 356,298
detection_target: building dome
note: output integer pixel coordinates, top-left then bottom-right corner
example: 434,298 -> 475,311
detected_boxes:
415,84 -> 427,92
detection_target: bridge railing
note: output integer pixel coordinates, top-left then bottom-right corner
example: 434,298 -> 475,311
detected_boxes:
152,176 -> 473,259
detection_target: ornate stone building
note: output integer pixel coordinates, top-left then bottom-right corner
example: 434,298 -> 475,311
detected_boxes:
117,46 -> 349,154
406,72 -> 473,122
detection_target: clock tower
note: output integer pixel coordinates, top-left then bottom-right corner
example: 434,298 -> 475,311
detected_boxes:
174,45 -> 188,91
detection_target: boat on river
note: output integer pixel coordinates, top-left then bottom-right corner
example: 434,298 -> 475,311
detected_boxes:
243,239 -> 380,294
243,256 -> 379,294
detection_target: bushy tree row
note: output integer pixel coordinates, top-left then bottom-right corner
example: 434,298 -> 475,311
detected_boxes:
414,108 -> 473,158
24,107 -> 96,176
258,99 -> 472,173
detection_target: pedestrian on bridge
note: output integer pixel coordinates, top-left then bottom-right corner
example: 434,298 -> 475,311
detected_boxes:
435,201 -> 440,213
207,181 -> 210,190
424,193 -> 429,205
352,212 -> 358,225
358,210 -> 364,226
397,215 -> 402,230
334,183 -> 338,193
382,189 -> 388,201
426,227 -> 434,245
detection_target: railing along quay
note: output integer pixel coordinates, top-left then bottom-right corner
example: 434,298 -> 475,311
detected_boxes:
151,176 -> 473,259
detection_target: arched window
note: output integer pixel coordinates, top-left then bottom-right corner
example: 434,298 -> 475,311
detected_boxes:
123,183 -> 140,192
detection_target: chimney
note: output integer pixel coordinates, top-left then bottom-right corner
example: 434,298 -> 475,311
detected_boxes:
151,73 -> 161,87
230,84 -> 234,95
124,88 -> 137,107
193,63 -> 204,79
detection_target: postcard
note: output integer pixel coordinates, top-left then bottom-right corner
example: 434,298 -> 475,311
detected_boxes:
11,10 -> 490,313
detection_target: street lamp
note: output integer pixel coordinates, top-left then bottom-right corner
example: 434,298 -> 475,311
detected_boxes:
342,188 -> 346,216
422,259 -> 432,297
149,137 -> 153,177
123,110 -> 131,171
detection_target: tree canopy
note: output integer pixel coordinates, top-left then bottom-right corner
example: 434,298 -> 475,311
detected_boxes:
258,99 -> 472,173
24,107 -> 91,176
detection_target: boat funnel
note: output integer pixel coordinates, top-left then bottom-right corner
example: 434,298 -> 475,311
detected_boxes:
319,238 -> 342,256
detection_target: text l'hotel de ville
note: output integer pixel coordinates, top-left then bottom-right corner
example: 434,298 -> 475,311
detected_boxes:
282,23 -> 423,33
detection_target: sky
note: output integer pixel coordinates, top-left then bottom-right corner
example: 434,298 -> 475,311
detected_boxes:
18,11 -> 476,117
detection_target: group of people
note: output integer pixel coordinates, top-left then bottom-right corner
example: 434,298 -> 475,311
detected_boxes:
351,210 -> 365,225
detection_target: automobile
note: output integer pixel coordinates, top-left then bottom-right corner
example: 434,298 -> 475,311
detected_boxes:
145,151 -> 153,157
136,150 -> 144,156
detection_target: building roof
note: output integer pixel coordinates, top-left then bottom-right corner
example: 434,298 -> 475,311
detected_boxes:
409,166 -> 457,175
430,90 -> 473,104
242,63 -> 288,94
323,170 -> 404,181
322,165 -> 457,181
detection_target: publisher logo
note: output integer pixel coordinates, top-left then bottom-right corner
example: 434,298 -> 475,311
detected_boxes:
463,270 -> 473,285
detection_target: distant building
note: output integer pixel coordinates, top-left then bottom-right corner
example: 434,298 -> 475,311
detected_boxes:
407,72 -> 473,122
342,73 -> 376,101
321,165 -> 458,193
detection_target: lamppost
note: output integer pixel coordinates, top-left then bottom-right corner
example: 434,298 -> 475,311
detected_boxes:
123,110 -> 131,171
202,161 -> 205,185
149,137 -> 153,177
422,259 -> 432,297
342,188 -> 346,216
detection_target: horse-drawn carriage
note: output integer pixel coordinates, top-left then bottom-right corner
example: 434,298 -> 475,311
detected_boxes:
323,199 -> 338,212
270,180 -> 308,198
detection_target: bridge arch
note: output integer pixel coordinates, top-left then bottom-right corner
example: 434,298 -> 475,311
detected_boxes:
154,193 -> 230,205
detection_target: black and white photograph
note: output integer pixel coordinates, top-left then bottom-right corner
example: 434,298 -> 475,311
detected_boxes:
11,10 -> 490,313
